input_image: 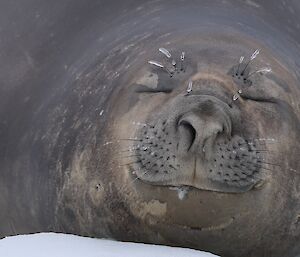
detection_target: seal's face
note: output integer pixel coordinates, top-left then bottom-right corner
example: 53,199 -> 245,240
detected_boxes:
108,35 -> 300,256
133,77 -> 262,193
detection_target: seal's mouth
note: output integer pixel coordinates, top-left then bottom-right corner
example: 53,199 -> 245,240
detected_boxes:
130,79 -> 266,193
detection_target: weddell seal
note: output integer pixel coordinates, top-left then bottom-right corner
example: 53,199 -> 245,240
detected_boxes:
0,0 -> 300,256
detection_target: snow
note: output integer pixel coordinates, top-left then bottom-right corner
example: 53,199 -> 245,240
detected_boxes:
0,233 -> 219,257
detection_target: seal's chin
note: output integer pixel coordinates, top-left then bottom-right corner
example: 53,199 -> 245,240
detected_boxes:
131,78 -> 266,193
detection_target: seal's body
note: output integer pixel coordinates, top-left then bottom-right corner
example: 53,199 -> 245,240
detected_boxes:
1,1 -> 300,256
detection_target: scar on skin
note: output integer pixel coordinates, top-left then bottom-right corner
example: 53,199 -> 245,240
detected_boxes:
136,71 -> 158,89
138,199 -> 167,219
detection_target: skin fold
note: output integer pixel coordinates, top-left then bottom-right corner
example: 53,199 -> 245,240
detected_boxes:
0,1 -> 300,256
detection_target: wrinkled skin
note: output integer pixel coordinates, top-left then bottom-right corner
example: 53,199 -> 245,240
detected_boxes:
1,1 -> 300,256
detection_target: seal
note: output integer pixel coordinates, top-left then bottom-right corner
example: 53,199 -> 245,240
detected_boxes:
1,1 -> 300,257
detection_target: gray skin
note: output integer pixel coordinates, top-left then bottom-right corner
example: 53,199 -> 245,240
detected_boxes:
1,0 -> 300,256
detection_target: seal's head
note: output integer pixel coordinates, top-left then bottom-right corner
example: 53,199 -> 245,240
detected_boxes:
108,35 -> 300,257
2,1 -> 300,257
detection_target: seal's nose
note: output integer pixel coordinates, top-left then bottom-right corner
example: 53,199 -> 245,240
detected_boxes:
177,99 -> 231,160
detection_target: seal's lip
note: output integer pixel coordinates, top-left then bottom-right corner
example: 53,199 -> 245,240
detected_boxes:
156,216 -> 235,232
133,176 -> 262,194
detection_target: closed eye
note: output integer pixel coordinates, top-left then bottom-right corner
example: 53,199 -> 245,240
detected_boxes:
135,83 -> 173,93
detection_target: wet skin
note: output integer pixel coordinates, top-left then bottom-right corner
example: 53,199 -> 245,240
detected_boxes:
1,1 -> 300,257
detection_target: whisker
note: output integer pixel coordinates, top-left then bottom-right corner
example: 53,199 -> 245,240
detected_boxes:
120,160 -> 141,166
119,138 -> 143,142
144,155 -> 165,171
102,141 -> 117,146
118,169 -> 149,193
256,160 -> 281,167
132,122 -> 150,127
253,150 -> 274,152
241,49 -> 260,75
237,56 -> 244,74
185,80 -> 193,94
159,47 -> 172,58
246,138 -> 278,144
245,67 -> 272,79
120,154 -> 141,159
249,163 -> 277,172
148,60 -> 173,77
120,148 -> 140,153
131,170 -> 149,184
180,51 -> 185,71
148,60 -> 164,68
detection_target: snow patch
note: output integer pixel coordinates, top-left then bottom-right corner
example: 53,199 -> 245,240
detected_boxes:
0,233 -> 219,257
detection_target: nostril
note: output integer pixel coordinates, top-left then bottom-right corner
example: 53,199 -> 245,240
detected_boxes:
178,120 -> 196,151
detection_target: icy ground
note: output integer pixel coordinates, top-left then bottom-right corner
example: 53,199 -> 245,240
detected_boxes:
0,233 -> 218,257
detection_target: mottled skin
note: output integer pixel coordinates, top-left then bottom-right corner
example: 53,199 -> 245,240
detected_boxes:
1,1 -> 300,257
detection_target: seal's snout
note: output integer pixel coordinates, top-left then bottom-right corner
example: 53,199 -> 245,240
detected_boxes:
133,77 -> 265,193
177,99 -> 231,161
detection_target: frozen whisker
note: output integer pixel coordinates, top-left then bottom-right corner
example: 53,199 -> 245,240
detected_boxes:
148,60 -> 164,68
241,49 -> 260,75
246,67 -> 272,79
132,121 -> 148,127
233,93 -> 239,101
250,49 -> 260,60
172,59 -> 177,71
257,138 -> 276,141
158,47 -> 172,58
180,51 -> 185,71
169,186 -> 190,200
247,138 -> 277,143
103,141 -> 115,146
181,51 -> 185,61
148,60 -> 173,77
148,60 -> 174,76
232,90 -> 242,101
185,80 -> 193,95
177,187 -> 189,200
237,56 -> 244,74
